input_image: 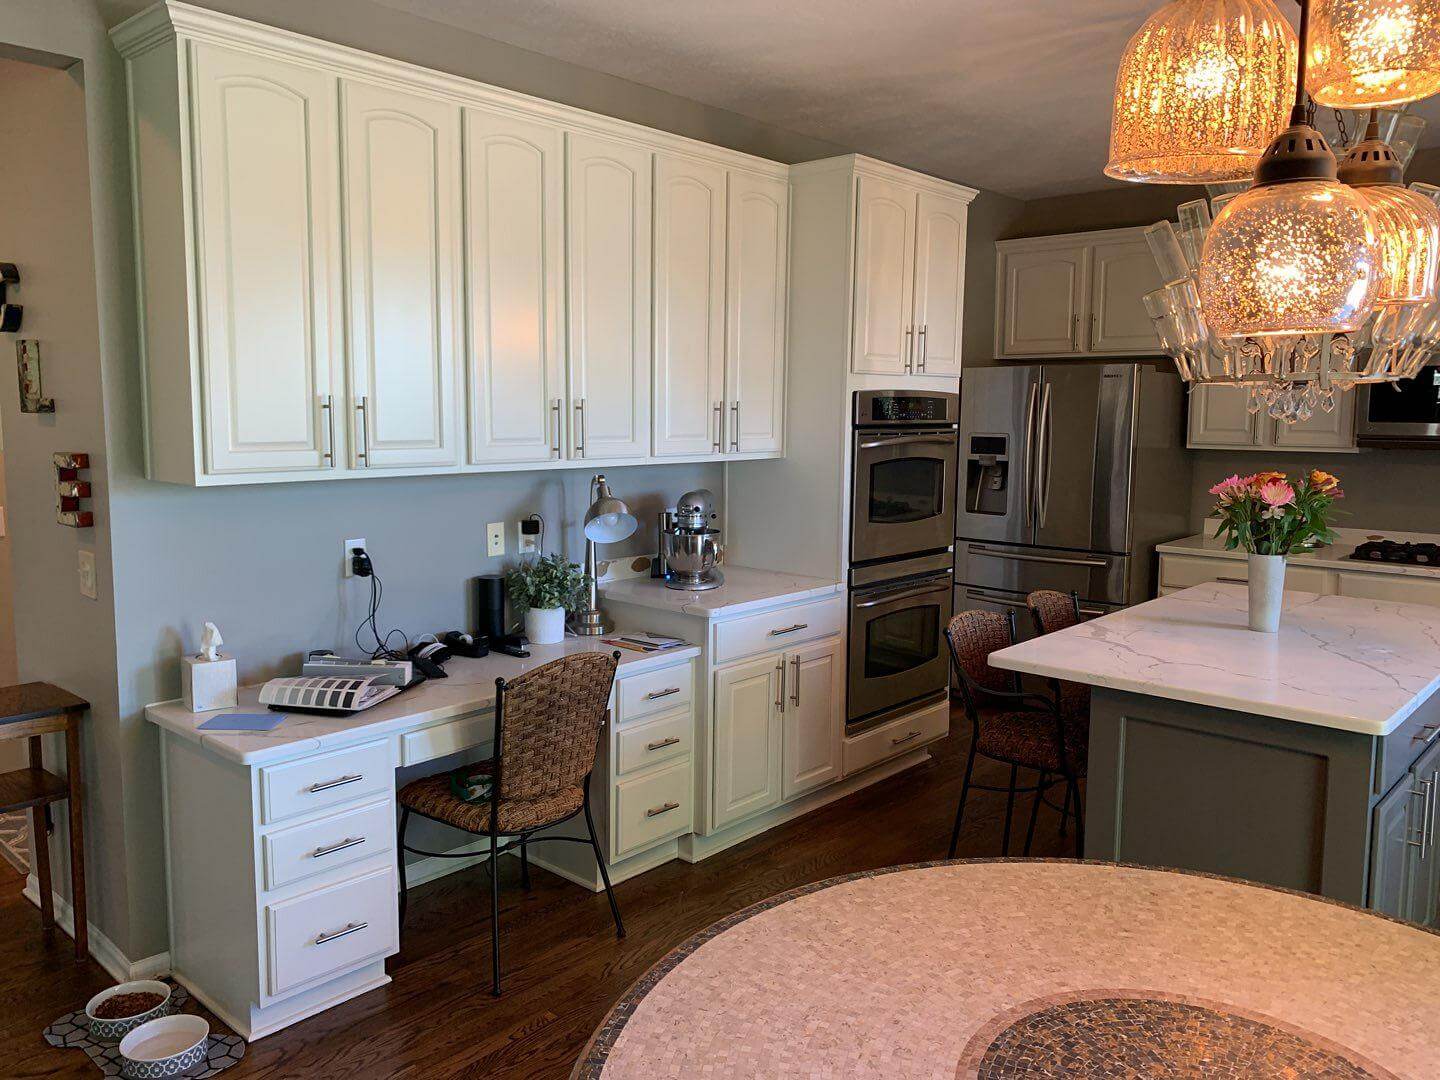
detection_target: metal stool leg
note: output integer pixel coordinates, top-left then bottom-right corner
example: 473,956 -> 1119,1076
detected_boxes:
397,808 -> 411,930
489,831 -> 502,996
584,792 -> 624,939
520,836 -> 531,891
1023,771 -> 1047,856
1001,764 -> 1019,856
947,740 -> 979,859
1059,782 -> 1072,837
1070,778 -> 1085,858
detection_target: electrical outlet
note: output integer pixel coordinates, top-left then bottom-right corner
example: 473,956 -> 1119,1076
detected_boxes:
77,549 -> 97,600
486,522 -> 505,557
517,521 -> 538,555
343,537 -> 367,578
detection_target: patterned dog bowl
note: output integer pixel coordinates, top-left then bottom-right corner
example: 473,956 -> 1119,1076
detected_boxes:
118,1015 -> 209,1078
83,981 -> 173,1043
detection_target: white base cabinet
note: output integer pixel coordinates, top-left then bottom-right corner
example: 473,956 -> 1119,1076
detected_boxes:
712,655 -> 786,829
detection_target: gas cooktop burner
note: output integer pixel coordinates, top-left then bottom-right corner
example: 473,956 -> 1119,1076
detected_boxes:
1349,539 -> 1440,566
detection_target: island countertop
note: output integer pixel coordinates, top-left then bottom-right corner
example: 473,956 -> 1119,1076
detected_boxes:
989,582 -> 1440,736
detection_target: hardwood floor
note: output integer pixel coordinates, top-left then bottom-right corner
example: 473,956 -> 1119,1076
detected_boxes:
1,709 -> 1078,1079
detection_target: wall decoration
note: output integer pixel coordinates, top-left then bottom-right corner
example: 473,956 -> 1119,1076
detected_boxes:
54,452 -> 93,528
17,339 -> 53,413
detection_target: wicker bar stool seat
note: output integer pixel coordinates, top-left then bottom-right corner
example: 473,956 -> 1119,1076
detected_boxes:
976,711 -> 1089,775
1026,589 -> 1092,723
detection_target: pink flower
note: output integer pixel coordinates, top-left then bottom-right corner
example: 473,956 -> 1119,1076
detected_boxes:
1258,480 -> 1295,518
1208,474 -> 1248,501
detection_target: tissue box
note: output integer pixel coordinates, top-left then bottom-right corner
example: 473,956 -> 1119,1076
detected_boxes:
183,653 -> 237,713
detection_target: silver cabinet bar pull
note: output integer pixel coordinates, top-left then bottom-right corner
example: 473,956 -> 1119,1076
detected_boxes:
645,801 -> 680,818
1216,576 -> 1247,585
312,836 -> 366,859
645,687 -> 682,700
917,325 -> 927,372
904,326 -> 914,373
1415,723 -> 1440,744
646,736 -> 681,752
891,730 -> 921,746
550,398 -> 562,458
1091,314 -> 1099,351
354,396 -> 370,466
308,774 -> 363,794
321,395 -> 335,466
1070,313 -> 1080,351
730,401 -> 740,452
574,399 -> 586,457
775,658 -> 785,713
713,401 -> 723,453
314,921 -> 368,946
768,623 -> 808,637
790,655 -> 801,707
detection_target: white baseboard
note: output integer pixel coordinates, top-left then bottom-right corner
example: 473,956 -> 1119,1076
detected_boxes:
22,874 -> 171,982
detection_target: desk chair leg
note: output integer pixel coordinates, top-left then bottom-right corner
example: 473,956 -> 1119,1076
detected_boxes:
520,837 -> 531,891
1069,777 -> 1085,858
584,793 -> 624,939
947,740 -> 979,859
1023,771 -> 1047,857
1001,764 -> 1019,856
396,809 -> 411,930
65,716 -> 87,962
27,736 -> 53,931
489,831 -> 502,997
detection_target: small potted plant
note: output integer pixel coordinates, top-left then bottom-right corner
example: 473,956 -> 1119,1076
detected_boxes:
506,553 -> 590,645
1208,469 -> 1344,632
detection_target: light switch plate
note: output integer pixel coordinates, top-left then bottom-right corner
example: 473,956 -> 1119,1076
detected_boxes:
486,522 -> 505,557
77,549 -> 97,600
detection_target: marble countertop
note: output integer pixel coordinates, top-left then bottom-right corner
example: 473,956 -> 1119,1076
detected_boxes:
599,565 -> 842,619
990,582 -> 1440,735
146,637 -> 700,766
1157,526 -> 1440,580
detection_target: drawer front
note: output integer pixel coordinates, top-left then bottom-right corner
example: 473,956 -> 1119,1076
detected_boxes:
618,661 -> 694,724
713,596 -> 844,665
614,758 -> 692,857
1378,691 -> 1440,796
1159,555 -> 1333,596
842,698 -> 950,777
616,709 -> 692,775
260,741 -> 393,825
401,712 -> 492,765
265,864 -> 397,998
263,799 -> 395,891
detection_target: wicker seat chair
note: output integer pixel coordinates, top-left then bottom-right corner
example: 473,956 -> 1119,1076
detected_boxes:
945,609 -> 1086,859
1026,589 -> 1091,723
397,651 -> 625,996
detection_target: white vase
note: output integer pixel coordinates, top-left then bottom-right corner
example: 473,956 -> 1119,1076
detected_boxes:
524,606 -> 566,645
1247,553 -> 1285,633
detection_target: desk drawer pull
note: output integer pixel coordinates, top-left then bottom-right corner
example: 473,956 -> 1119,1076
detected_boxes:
312,836 -> 366,860
646,801 -> 681,818
891,730 -> 921,747
314,920 -> 368,946
769,623 -> 808,637
309,774 -> 363,794
646,736 -> 681,752
645,687 -> 682,701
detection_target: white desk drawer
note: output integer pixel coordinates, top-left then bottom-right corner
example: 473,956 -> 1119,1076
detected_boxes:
262,799 -> 395,892
843,698 -> 950,777
401,712 -> 492,765
260,741 -> 392,825
713,596 -> 844,665
614,759 -> 692,857
265,864 -> 397,998
618,662 -> 693,724
616,710 -> 692,775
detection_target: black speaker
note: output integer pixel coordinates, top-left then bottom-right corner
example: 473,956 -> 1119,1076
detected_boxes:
476,574 -> 506,641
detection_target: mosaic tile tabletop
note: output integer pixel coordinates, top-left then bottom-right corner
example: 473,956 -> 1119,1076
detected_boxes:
576,861 -> 1440,1079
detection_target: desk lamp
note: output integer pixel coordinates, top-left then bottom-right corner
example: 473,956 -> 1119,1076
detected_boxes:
574,474 -> 636,636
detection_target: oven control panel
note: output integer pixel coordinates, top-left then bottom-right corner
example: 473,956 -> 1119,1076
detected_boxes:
854,389 -> 959,426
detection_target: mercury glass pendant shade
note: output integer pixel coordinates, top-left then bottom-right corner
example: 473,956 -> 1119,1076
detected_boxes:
1307,0 -> 1440,107
1106,0 -> 1297,183
1353,183 -> 1440,303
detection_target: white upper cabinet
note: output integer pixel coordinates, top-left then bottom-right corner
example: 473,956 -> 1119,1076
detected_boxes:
1189,383 -> 1358,452
725,171 -> 789,454
341,80 -> 462,469
852,175 -> 918,376
653,153 -> 726,458
1088,236 -> 1163,353
190,45 -> 341,475
911,191 -> 968,377
464,109 -> 565,465
566,133 -> 653,461
997,244 -> 1088,356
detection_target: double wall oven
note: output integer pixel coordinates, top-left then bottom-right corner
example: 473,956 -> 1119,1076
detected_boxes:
847,390 -> 959,732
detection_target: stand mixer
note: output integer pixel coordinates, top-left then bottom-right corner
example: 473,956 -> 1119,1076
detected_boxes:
658,488 -> 723,591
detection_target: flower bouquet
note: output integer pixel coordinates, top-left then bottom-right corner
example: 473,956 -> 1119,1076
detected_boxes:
1207,469 -> 1344,632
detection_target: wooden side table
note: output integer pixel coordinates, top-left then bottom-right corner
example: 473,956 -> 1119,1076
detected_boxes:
0,683 -> 89,960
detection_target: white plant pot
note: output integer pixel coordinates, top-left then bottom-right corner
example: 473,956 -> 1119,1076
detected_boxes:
524,606 -> 566,645
1247,553 -> 1285,633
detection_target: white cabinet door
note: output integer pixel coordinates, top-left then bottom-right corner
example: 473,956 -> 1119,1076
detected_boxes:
851,175 -> 917,375
912,191 -> 968,377
1088,237 -> 1161,353
464,108 -> 564,465
997,245 -> 1087,357
1268,395 -> 1358,451
190,45 -> 340,474
1187,386 -> 1261,448
725,171 -> 789,454
342,81 -> 461,469
782,637 -> 842,800
712,655 -> 783,830
566,133 -> 652,460
652,153 -> 725,458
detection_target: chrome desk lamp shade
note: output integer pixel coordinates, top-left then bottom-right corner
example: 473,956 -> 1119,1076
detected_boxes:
575,474 -> 637,636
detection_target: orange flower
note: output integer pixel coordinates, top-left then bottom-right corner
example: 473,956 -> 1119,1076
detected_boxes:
1251,470 -> 1287,486
1309,469 -> 1341,493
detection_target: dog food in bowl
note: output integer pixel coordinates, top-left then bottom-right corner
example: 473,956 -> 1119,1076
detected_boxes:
83,981 -> 173,1042
94,992 -> 167,1019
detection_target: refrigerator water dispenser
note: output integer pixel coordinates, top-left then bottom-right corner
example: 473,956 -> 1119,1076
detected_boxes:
964,435 -> 1009,516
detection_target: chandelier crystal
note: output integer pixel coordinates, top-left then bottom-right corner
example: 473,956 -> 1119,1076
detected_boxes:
1106,0 -> 1298,182
1307,0 -> 1440,106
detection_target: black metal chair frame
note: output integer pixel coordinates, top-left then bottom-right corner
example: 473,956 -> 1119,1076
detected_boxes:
397,668 -> 626,997
945,609 -> 1085,860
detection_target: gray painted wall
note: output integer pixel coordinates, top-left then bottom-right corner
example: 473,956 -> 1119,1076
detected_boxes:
961,189 -> 1027,369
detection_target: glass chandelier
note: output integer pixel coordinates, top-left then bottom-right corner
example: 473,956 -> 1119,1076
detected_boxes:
1307,0 -> 1440,106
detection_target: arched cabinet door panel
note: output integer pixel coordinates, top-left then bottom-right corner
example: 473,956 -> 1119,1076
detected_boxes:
726,172 -> 788,454
912,191 -> 968,377
851,175 -> 916,376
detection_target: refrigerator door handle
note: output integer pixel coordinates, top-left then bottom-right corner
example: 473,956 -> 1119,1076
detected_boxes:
1038,381 -> 1054,529
1022,381 -> 1039,531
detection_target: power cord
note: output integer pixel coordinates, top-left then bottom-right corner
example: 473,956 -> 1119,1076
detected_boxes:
351,548 -> 410,660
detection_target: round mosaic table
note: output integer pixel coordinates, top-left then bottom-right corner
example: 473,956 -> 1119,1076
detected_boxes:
575,860 -> 1440,1079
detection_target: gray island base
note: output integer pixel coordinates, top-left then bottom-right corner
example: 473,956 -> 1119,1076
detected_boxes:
990,583 -> 1440,923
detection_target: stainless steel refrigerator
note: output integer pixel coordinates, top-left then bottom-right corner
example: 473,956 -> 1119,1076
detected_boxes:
954,361 -> 1192,636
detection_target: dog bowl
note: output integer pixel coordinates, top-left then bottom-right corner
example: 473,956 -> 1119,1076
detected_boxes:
82,980 -> 173,1043
117,1014 -> 209,1078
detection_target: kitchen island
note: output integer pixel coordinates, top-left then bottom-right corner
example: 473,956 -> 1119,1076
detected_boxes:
990,583 -> 1440,922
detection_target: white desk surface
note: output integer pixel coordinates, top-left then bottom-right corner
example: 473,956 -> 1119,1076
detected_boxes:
990,583 -> 1440,736
146,637 -> 700,766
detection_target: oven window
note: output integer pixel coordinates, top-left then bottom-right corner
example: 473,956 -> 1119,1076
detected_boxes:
1368,366 -> 1440,424
869,458 -> 946,524
864,603 -> 941,679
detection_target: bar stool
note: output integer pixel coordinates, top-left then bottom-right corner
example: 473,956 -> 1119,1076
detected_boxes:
0,683 -> 89,960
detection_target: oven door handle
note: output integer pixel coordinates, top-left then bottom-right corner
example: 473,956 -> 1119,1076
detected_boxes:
966,544 -> 1109,570
856,433 -> 956,450
854,582 -> 952,609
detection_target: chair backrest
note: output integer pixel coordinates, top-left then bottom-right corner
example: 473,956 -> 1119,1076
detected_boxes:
494,651 -> 619,803
1028,589 -> 1081,637
944,609 -> 1018,702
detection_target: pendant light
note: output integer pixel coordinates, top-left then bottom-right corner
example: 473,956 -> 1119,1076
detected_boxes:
1307,0 -> 1440,106
1337,109 -> 1440,302
1197,0 -> 1381,336
1106,0 -> 1298,182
